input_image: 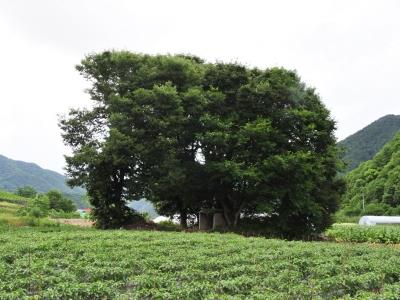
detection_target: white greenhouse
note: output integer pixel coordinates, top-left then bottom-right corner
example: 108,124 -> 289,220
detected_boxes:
358,215 -> 400,226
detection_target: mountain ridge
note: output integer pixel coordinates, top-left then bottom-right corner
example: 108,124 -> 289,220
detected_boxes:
0,154 -> 158,213
0,154 -> 84,196
338,114 -> 400,171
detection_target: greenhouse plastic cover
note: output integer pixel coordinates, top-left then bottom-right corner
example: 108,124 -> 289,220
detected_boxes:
359,215 -> 400,226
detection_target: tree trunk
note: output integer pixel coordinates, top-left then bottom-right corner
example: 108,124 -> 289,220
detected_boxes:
180,209 -> 188,229
233,210 -> 241,227
220,200 -> 242,228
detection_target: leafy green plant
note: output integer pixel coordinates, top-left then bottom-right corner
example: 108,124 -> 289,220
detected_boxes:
325,223 -> 400,243
1,227 -> 400,298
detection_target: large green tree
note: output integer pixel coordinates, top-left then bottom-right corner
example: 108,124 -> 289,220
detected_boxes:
60,52 -> 208,228
200,64 -> 344,235
61,51 -> 343,235
16,186 -> 37,198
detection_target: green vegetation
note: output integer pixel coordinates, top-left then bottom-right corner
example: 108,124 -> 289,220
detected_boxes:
326,224 -> 400,244
60,51 -> 343,236
48,210 -> 81,219
0,201 -> 26,226
47,189 -> 76,212
0,188 -> 30,205
16,186 -> 37,198
0,187 -> 79,226
0,154 -> 85,207
18,190 -> 77,218
0,200 -> 58,227
339,131 -> 400,220
338,114 -> 400,172
0,188 -> 31,226
0,227 -> 399,299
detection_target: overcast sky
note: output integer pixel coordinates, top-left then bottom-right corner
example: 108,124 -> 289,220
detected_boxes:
1,0 -> 400,173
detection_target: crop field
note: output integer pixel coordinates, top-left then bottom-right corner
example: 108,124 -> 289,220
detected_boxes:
1,227 -> 400,299
326,224 -> 400,244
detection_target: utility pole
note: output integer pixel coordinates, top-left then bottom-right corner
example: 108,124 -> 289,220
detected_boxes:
362,193 -> 365,211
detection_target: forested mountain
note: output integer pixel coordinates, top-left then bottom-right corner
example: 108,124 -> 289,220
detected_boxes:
338,114 -> 400,171
0,154 -> 159,213
341,131 -> 400,217
0,154 -> 85,205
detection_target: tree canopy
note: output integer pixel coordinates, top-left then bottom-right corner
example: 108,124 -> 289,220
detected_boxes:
16,186 -> 37,198
60,51 -> 343,236
46,190 -> 77,212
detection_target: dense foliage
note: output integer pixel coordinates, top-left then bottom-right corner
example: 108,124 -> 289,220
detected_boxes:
16,190 -> 77,219
338,114 -> 400,172
0,189 -> 81,226
0,154 -> 86,207
340,131 -> 400,218
1,227 -> 400,299
326,224 -> 400,244
46,190 -> 76,212
16,186 -> 37,198
60,51 -> 343,235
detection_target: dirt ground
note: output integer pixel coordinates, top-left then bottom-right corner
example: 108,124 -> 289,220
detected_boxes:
52,218 -> 94,227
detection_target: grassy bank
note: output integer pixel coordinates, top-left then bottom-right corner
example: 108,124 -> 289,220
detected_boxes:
0,191 -> 57,227
0,190 -> 30,205
0,201 -> 57,227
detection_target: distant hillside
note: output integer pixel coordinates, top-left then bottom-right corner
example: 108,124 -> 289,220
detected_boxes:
128,199 -> 159,219
341,131 -> 400,216
0,154 -> 85,205
338,114 -> 400,171
0,155 -> 160,214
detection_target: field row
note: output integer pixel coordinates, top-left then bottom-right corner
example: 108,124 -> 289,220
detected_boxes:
325,224 -> 400,244
1,226 -> 400,299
